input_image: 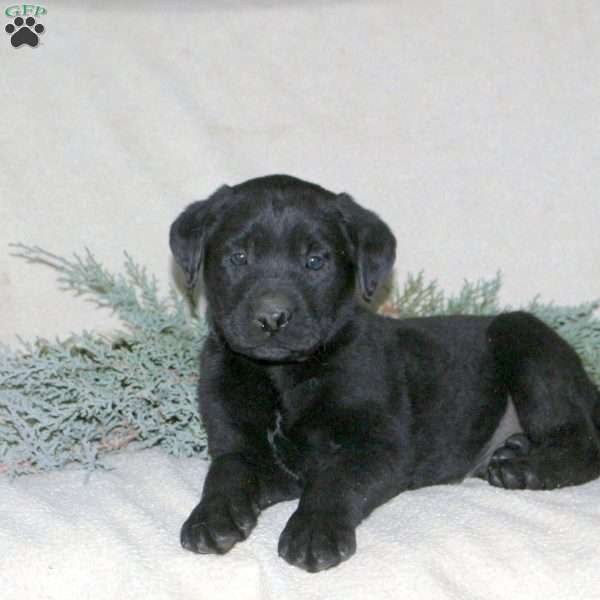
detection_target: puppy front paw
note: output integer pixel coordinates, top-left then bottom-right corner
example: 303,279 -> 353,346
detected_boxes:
180,492 -> 260,554
278,509 -> 356,572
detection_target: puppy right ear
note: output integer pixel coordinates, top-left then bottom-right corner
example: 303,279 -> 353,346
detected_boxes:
335,193 -> 396,302
169,185 -> 230,289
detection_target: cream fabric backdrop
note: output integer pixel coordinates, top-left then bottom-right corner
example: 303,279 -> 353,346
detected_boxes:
1,0 -> 599,342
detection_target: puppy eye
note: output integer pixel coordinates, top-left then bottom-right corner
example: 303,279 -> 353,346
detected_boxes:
306,256 -> 324,270
230,252 -> 248,266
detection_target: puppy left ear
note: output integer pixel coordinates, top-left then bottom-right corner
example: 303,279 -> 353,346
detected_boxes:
169,185 -> 230,289
336,193 -> 396,302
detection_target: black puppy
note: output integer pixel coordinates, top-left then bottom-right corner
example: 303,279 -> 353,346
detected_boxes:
170,175 -> 600,572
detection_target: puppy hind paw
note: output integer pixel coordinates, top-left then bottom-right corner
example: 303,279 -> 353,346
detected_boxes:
488,460 -> 545,490
487,434 -> 545,490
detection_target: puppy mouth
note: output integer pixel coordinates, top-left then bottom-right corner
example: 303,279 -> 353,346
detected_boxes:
220,311 -> 324,362
226,338 -> 321,362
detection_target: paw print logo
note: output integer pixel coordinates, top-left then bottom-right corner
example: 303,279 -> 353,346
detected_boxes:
5,16 -> 45,48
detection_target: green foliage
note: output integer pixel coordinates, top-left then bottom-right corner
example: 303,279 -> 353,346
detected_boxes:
387,271 -> 503,317
0,247 -> 599,477
1,245 -> 207,476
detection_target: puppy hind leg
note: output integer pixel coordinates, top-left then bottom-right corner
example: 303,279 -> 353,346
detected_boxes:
486,311 -> 600,490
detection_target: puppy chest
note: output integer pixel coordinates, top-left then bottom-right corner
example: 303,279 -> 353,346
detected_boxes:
266,405 -> 342,482
267,410 -> 303,480
265,372 -> 339,477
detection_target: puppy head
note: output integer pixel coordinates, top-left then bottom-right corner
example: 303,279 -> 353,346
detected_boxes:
170,175 -> 396,361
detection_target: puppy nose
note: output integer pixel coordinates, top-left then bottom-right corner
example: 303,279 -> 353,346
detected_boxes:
256,310 -> 290,332
254,296 -> 292,333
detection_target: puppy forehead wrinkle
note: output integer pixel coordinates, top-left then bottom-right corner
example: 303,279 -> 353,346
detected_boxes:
221,201 -> 340,251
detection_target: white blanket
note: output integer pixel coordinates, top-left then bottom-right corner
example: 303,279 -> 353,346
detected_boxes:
2,448 -> 599,600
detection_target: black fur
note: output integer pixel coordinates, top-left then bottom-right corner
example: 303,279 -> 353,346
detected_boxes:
170,175 -> 600,572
